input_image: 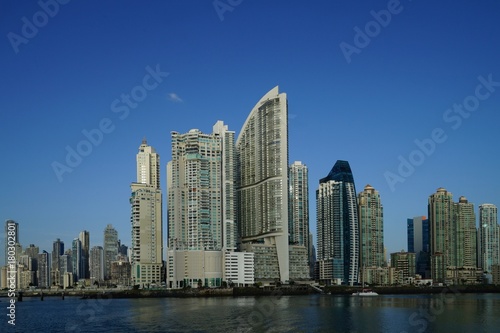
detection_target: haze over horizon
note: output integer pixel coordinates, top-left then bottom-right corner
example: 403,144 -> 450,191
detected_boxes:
1,0 -> 500,265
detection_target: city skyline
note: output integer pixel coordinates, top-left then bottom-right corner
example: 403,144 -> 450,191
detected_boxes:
2,1 -> 500,264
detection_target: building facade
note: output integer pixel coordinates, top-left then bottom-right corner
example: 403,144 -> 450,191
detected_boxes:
453,196 -> 477,268
407,216 -> 431,278
103,224 -> 119,280
428,188 -> 454,282
89,246 -> 104,284
478,204 -> 499,274
131,140 -> 163,287
236,86 -> 308,282
358,184 -> 384,284
316,160 -> 359,285
289,161 -> 311,277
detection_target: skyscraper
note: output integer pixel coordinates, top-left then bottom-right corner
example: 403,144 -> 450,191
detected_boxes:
137,138 -> 160,189
167,121 -> 236,288
131,140 -> 163,287
72,238 -> 82,281
79,230 -> 90,279
289,161 -> 310,249
236,86 -> 308,282
358,184 -> 384,280
103,224 -> 118,280
453,196 -> 477,268
407,216 -> 430,278
90,246 -> 104,284
316,160 -> 359,285
51,238 -> 64,286
37,251 -> 50,288
428,188 -> 454,282
478,204 -> 499,274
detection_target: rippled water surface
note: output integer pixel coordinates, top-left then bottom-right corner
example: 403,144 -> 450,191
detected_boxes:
3,293 -> 500,332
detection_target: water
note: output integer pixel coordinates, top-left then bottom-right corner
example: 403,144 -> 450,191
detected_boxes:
2,293 -> 500,332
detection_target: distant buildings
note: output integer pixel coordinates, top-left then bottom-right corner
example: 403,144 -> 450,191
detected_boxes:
428,188 -> 480,284
390,251 -> 416,284
407,216 -> 430,278
90,246 -> 104,284
79,230 -> 90,279
103,224 -> 118,280
478,204 -> 499,274
130,140 -> 163,287
317,160 -> 359,286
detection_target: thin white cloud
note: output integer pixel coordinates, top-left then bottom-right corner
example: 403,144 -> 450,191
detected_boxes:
167,92 -> 183,102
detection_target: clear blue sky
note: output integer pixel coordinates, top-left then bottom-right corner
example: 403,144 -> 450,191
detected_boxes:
1,0 -> 500,265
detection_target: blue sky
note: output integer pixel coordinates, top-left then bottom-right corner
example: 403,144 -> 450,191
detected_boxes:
1,0 -> 500,265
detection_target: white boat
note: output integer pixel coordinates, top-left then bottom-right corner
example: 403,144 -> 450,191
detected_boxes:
352,288 -> 378,296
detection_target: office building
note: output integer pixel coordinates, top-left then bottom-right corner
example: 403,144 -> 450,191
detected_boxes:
131,140 -> 163,287
316,160 -> 359,285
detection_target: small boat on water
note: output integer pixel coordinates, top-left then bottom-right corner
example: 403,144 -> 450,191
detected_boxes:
352,288 -> 378,296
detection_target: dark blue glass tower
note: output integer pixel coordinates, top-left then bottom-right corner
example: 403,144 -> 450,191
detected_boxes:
319,160 -> 359,285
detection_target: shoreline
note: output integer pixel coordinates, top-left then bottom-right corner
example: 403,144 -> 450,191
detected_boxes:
2,284 -> 500,299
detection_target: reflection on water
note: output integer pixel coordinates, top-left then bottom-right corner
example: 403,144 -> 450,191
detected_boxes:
4,293 -> 500,332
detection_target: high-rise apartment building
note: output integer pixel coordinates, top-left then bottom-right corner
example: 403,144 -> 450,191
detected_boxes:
37,250 -> 50,288
137,138 -> 160,189
236,86 -> 308,282
358,184 -> 384,283
428,188 -> 454,282
103,224 -> 119,280
289,161 -> 310,251
453,196 -> 477,268
79,230 -> 90,279
167,121 -> 236,288
90,246 -> 104,284
51,238 -> 64,286
72,238 -> 83,281
316,160 -> 359,285
478,204 -> 499,274
429,188 -> 480,283
407,216 -> 430,278
131,140 -> 163,287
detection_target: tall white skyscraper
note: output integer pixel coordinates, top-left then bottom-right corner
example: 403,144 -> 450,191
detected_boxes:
237,86 -> 308,282
167,121 -> 236,288
137,138 -> 160,188
478,204 -> 499,274
131,140 -> 163,287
